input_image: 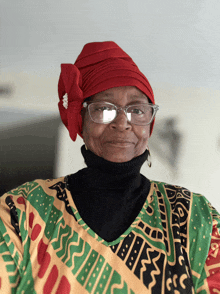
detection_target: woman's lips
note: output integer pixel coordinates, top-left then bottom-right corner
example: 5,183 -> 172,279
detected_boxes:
106,141 -> 134,147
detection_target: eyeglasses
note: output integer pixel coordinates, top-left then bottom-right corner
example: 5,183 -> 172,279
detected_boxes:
83,101 -> 159,125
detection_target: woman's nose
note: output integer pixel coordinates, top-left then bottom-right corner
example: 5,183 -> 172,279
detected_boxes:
110,109 -> 132,131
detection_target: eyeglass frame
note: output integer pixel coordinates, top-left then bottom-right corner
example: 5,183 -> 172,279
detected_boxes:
82,101 -> 159,126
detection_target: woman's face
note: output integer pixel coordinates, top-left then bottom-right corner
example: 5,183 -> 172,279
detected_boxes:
82,86 -> 151,163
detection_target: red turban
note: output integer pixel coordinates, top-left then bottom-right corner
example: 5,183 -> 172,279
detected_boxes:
58,41 -> 155,141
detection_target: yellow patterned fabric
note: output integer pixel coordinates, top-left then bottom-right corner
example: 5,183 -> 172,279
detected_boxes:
0,178 -> 220,293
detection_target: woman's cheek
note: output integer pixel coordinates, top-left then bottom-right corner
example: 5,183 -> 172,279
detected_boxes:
135,126 -> 150,140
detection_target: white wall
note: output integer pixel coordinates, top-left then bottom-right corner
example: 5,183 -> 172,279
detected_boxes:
1,0 -> 220,210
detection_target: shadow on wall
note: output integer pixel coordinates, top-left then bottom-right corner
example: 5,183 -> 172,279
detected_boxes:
149,117 -> 182,173
0,115 -> 61,196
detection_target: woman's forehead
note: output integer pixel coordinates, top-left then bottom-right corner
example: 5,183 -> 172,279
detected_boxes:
91,86 -> 148,102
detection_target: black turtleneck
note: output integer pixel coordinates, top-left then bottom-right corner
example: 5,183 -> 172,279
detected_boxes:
65,145 -> 151,242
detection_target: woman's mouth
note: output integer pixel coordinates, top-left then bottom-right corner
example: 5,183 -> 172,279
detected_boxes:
106,141 -> 134,147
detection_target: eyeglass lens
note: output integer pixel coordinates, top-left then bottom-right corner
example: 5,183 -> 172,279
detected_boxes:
88,102 -> 155,125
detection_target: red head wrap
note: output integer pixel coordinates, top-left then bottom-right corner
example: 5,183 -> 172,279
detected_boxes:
58,41 -> 155,141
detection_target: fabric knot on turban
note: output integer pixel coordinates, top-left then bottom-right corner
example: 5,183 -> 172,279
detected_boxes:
58,64 -> 83,141
58,41 -> 155,141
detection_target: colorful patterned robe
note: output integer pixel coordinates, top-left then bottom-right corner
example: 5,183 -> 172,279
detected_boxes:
0,178 -> 220,293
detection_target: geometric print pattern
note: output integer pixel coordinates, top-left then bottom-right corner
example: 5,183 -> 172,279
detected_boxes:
109,183 -> 194,293
0,178 -> 220,293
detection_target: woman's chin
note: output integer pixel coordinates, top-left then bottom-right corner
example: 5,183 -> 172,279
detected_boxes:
100,150 -> 135,163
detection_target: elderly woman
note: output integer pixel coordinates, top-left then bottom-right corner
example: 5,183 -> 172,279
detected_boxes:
0,42 -> 220,294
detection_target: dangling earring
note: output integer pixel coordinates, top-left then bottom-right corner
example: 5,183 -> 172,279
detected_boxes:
85,145 -> 88,150
147,147 -> 152,167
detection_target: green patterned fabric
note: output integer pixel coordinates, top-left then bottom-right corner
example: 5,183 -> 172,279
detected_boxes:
0,178 -> 220,293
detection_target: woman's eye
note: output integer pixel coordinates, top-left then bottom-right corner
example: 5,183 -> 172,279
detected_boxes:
96,106 -> 109,111
95,106 -> 113,111
131,108 -> 144,114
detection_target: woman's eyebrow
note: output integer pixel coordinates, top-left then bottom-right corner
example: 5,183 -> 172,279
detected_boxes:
93,93 -> 148,103
129,94 -> 148,100
93,93 -> 114,101
127,96 -> 149,104
100,93 -> 114,98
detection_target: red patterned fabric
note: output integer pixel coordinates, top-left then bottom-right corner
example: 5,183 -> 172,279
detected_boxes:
204,220 -> 220,292
58,41 -> 155,141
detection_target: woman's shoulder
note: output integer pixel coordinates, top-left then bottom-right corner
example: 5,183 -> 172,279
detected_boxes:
150,179 -> 219,218
0,177 -> 66,202
150,179 -> 193,198
150,179 -> 201,198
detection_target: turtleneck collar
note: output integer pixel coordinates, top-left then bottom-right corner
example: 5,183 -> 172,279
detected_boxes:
66,145 -> 149,192
81,145 -> 149,175
65,145 -> 151,242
